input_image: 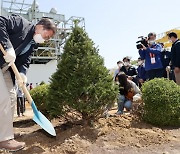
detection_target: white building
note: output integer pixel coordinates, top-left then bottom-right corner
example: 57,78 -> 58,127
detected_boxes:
27,60 -> 57,85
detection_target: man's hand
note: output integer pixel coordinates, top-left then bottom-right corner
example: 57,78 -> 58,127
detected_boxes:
174,67 -> 180,73
16,73 -> 27,87
128,76 -> 133,80
139,79 -> 144,83
141,44 -> 147,50
3,47 -> 16,66
166,66 -> 171,72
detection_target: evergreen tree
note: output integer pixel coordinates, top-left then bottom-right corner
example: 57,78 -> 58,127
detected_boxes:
47,24 -> 118,120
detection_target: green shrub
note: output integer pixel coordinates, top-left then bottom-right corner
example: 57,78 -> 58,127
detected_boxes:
47,25 -> 118,121
30,84 -> 49,117
39,81 -> 45,85
142,78 -> 180,126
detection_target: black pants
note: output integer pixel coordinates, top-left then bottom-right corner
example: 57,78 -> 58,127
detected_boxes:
17,97 -> 25,116
147,68 -> 163,80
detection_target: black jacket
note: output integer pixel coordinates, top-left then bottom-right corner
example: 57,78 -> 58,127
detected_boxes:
0,14 -> 38,83
161,50 -> 171,68
171,40 -> 180,68
120,66 -> 137,77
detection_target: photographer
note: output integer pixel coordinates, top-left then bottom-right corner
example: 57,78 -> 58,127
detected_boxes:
138,32 -> 163,80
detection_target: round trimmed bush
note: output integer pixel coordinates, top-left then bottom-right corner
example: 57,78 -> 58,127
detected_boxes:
142,78 -> 180,126
30,84 -> 49,117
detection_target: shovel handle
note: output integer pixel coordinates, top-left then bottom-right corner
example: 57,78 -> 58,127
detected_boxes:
0,44 -> 33,104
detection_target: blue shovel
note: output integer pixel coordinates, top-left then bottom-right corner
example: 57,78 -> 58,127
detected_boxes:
0,44 -> 56,137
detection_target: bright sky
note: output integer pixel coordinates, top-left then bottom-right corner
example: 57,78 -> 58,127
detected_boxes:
26,0 -> 180,68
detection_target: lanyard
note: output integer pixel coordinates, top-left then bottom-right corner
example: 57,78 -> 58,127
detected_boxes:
149,53 -> 155,58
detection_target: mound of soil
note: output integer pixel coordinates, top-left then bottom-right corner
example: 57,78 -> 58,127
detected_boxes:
12,115 -> 180,154
1,106 -> 180,154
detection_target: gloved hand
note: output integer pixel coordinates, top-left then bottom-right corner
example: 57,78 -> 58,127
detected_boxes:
3,47 -> 16,66
16,73 -> 27,88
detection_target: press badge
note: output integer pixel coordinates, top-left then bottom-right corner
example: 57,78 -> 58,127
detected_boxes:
151,58 -> 156,64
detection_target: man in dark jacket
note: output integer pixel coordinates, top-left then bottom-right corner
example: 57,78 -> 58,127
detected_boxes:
159,43 -> 172,78
137,57 -> 147,87
139,32 -> 163,80
168,32 -> 180,85
120,56 -> 138,85
0,14 -> 56,152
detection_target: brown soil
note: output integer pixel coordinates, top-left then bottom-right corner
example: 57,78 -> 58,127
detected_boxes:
1,105 -> 180,154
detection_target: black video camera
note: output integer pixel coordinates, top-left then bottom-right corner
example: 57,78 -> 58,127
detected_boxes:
136,36 -> 148,49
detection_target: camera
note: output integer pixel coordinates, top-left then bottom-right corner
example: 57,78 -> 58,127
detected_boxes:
136,36 -> 148,49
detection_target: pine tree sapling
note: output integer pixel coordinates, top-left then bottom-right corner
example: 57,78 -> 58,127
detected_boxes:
47,25 -> 118,120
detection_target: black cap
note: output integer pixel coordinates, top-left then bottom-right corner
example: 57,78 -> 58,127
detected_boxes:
123,56 -> 131,61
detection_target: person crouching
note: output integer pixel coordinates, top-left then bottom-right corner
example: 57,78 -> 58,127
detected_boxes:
116,73 -> 141,115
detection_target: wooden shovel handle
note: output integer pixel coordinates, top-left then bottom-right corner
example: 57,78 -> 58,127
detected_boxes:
0,44 -> 33,104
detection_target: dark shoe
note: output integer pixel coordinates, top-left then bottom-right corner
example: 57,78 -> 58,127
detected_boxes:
116,111 -> 123,115
0,139 -> 25,152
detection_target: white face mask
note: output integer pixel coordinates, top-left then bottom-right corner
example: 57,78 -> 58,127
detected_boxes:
138,61 -> 143,66
115,81 -> 119,85
33,34 -> 45,44
149,40 -> 155,45
124,62 -> 129,66
118,64 -> 123,68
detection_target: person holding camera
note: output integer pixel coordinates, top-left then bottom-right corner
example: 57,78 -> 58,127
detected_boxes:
138,32 -> 163,80
168,32 -> 180,85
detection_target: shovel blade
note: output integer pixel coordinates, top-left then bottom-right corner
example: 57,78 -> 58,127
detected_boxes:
31,101 -> 56,136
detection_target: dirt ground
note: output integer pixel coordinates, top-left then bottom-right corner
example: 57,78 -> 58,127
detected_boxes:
1,103 -> 180,154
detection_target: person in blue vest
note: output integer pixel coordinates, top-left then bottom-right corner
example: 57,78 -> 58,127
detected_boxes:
0,14 -> 56,152
138,32 -> 163,80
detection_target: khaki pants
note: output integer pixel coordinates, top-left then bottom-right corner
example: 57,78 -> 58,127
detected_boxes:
174,71 -> 180,85
0,68 -> 16,142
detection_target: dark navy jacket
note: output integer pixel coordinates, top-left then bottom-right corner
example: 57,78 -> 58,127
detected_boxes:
0,14 -> 38,83
171,40 -> 180,68
139,43 -> 163,71
137,65 -> 147,81
120,66 -> 137,77
161,50 -> 171,68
